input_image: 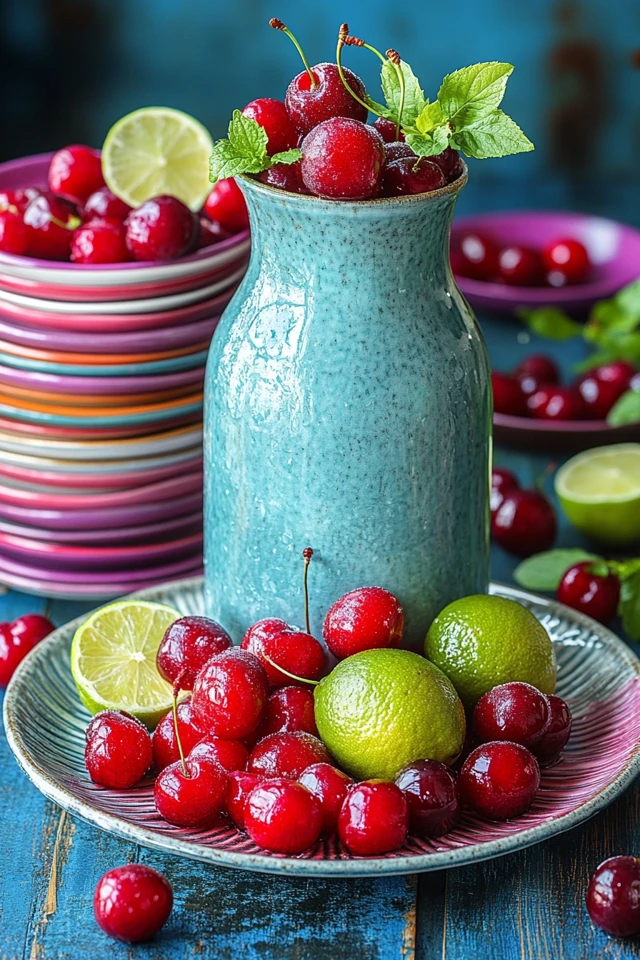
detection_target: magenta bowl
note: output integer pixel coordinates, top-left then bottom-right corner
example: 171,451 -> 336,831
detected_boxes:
452,211 -> 640,315
494,411 -> 640,452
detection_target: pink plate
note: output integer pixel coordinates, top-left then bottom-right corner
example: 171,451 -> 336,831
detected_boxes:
493,412 -> 640,452
0,565 -> 203,600
0,363 -> 204,396
0,472 -> 202,509
0,490 -> 202,529
0,550 -> 202,584
0,530 -> 202,571
0,454 -> 202,490
0,512 -> 202,545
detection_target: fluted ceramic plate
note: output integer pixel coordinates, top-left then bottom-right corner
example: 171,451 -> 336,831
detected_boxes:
5,579 -> 640,878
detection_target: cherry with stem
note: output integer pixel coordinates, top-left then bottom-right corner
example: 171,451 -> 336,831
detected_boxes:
171,680 -> 189,778
338,30 -> 405,139
269,18 -> 317,88
302,546 -> 313,635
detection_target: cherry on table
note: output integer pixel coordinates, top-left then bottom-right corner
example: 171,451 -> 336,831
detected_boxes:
0,210 -> 29,255
244,777 -> 323,853
197,216 -> 231,248
458,741 -> 540,820
83,186 -> 132,222
338,780 -> 408,856
527,385 -> 584,421
430,147 -> 464,183
374,117 -> 404,143
227,771 -> 265,830
542,237 -> 591,284
85,710 -> 152,789
151,698 -> 205,772
157,614 -> 232,691
298,762 -> 353,835
203,179 -> 249,233
0,613 -> 54,687
242,97 -> 298,155
491,372 -> 527,416
258,685 -> 318,737
382,156 -> 446,197
70,218 -> 130,264
241,617 -> 325,687
94,864 -> 172,943
257,161 -> 308,194
515,354 -> 560,386
473,682 -> 551,748
557,562 -> 620,624
452,232 -> 500,281
323,586 -> 404,660
188,737 -> 249,773
191,648 -> 269,739
301,117 -> 385,200
23,192 -> 81,260
491,488 -> 557,557
395,760 -> 460,839
586,856 -> 640,937
154,755 -> 228,828
125,196 -> 196,261
384,141 -> 416,163
48,144 -> 104,203
532,695 -> 572,767
247,731 -> 330,779
498,245 -> 543,286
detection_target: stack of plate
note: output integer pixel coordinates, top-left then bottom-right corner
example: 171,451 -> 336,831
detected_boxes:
0,154 -> 250,599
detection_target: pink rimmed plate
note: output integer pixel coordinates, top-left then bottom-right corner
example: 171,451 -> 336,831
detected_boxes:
0,531 -> 202,571
0,565 -> 203,600
5,579 -> 640,877
493,411 -> 640,453
0,511 -> 202,545
0,454 -> 202,490
0,472 -> 202,509
0,490 -> 202,529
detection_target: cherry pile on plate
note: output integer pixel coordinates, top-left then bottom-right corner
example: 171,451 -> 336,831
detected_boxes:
492,355 -> 638,421
452,232 -> 592,287
0,145 -> 249,264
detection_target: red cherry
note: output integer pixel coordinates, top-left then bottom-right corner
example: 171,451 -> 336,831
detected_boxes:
247,731 -> 330,779
452,232 -> 500,281
244,777 -> 323,853
458,741 -> 540,820
125,196 -> 196,261
298,763 -> 353,835
557,562 -> 620,624
0,613 -> 54,687
0,187 -> 40,214
0,210 -> 28,255
491,372 -> 527,416
515,354 -> 560,385
395,760 -> 460,839
256,161 -> 308,194
338,780 -> 408,856
323,586 -> 404,660
285,62 -> 368,136
84,710 -> 152,789
259,685 -> 318,737
197,216 -> 231,248
576,376 -> 627,420
527,385 -> 584,420
48,145 -> 104,203
498,245 -> 543,285
151,699 -> 204,772
204,179 -> 249,234
384,141 -> 416,163
191,648 -> 269,739
241,617 -> 325,687
188,737 -> 248,772
382,156 -> 446,197
374,117 -> 404,143
157,615 -> 232,691
94,864 -> 172,943
491,488 -> 557,557
154,756 -> 227,828
491,466 -> 520,518
301,118 -> 385,200
85,708 -> 140,741
83,186 -> 132,222
227,771 -> 265,829
532,695 -> 572,767
430,147 -> 464,183
595,361 -> 636,389
542,238 -> 591,284
586,856 -> 640,937
242,98 -> 298,155
70,218 -> 130,264
473,682 -> 551,748
23,192 -> 80,260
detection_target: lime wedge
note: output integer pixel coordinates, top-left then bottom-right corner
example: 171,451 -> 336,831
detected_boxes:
101,107 -> 213,211
555,443 -> 640,546
70,600 -> 180,727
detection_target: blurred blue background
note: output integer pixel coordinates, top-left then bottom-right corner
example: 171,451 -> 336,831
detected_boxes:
1,0 -> 638,222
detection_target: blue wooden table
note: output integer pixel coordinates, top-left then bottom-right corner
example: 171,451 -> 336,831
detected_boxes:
1,313 -> 639,959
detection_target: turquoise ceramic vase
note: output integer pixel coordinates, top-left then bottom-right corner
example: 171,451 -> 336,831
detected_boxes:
204,170 -> 491,648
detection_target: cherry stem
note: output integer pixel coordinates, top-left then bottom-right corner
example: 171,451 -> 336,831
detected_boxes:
269,18 -> 317,88
172,680 -> 189,778
50,214 -> 82,232
387,49 -> 405,140
262,651 -> 319,686
302,546 -> 313,635
336,26 -> 383,119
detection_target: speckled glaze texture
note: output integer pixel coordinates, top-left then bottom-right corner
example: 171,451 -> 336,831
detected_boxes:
204,172 -> 491,647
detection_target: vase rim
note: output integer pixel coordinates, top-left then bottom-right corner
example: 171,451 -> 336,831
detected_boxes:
237,159 -> 468,208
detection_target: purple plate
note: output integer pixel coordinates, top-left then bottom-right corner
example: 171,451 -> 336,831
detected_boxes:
0,551 -> 202,584
452,211 -> 640,315
494,412 -> 640,452
0,363 -> 204,396
0,490 -> 202,529
0,472 -> 202,509
0,530 -> 203,571
0,566 -> 204,600
0,512 -> 202,544
0,455 -> 202,490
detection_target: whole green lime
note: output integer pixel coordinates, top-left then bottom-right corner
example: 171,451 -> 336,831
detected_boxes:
314,648 -> 466,781
424,594 -> 556,710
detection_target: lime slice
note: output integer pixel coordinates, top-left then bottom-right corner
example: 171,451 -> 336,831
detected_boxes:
555,443 -> 640,546
101,107 -> 213,211
70,600 -> 180,727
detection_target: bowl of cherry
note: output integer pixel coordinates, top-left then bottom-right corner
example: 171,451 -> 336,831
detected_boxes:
492,355 -> 640,452
451,211 -> 640,316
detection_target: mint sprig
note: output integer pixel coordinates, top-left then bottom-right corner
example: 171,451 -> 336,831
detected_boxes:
381,59 -> 426,126
209,111 -> 302,184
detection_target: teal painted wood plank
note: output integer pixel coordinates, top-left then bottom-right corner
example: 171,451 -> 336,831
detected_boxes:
0,588 -> 49,624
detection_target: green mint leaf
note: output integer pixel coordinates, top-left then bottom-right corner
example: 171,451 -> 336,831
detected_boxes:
607,389 -> 640,426
573,351 -> 617,374
513,549 -> 602,592
209,141 -> 254,182
450,109 -> 534,158
608,558 -> 640,581
438,62 -> 513,127
209,111 -> 271,183
228,109 -> 269,161
590,329 -> 640,366
517,307 -> 583,341
415,101 -> 444,135
405,125 -> 451,158
270,148 -> 303,165
620,570 -> 640,641
615,278 -> 640,318
381,59 -> 426,125
584,560 -> 612,578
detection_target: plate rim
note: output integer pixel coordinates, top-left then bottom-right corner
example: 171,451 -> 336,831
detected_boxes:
4,577 -> 640,878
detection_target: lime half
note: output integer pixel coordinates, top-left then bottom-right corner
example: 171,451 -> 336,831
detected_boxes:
71,600 -> 180,727
555,443 -> 640,546
102,107 -> 213,211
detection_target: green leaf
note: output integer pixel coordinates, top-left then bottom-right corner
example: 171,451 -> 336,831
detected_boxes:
607,389 -> 640,426
615,278 -> 640,317
608,558 -> 640,581
270,148 -> 303,165
381,59 -> 426,125
450,109 -> 534,158
209,111 -> 273,183
415,101 -> 444,135
513,549 -> 602,592
620,569 -> 640,641
227,109 -> 268,159
405,125 -> 451,158
573,351 -> 617,374
209,141 -> 253,182
517,306 -> 583,341
438,62 -> 513,127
